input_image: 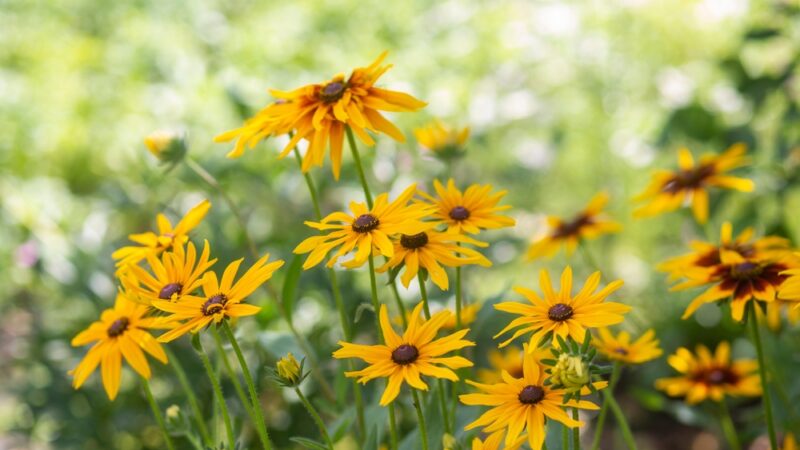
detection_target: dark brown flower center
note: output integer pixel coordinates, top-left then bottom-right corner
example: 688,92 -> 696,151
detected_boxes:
158,282 -> 183,300
391,344 -> 419,365
661,164 -> 715,193
613,347 -> 629,356
518,385 -> 545,404
552,214 -> 593,239
202,294 -> 228,316
449,206 -> 470,221
107,317 -> 130,338
548,303 -> 574,322
730,262 -> 762,279
319,81 -> 346,103
694,367 -> 739,386
352,214 -> 380,233
400,232 -> 429,249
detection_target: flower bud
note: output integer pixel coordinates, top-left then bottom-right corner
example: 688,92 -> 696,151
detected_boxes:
549,353 -> 590,392
276,353 -> 302,386
144,130 -> 186,164
442,433 -> 457,450
166,404 -> 181,420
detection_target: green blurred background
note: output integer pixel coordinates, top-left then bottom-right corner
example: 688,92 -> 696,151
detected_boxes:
3,0 -> 800,448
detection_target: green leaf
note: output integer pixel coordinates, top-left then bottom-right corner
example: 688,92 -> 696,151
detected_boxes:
281,254 -> 304,323
290,437 -> 329,450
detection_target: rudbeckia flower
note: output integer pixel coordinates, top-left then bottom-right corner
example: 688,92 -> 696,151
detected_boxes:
476,346 -> 552,384
215,52 -> 426,179
526,192 -> 621,260
592,327 -> 662,365
332,303 -> 474,405
112,199 -> 211,269
417,179 -> 515,235
762,299 -> 800,332
494,267 -> 630,348
154,253 -> 284,342
294,184 -> 431,270
633,144 -> 754,224
655,342 -> 761,404
71,294 -> 170,400
414,120 -> 470,159
460,344 -> 599,450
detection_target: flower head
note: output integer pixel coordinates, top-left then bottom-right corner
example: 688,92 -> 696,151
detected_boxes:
154,253 -> 284,342
294,184 -> 431,269
593,327 -> 662,365
460,344 -> 599,450
417,179 -> 515,235
215,52 -> 426,179
144,130 -> 186,165
494,267 -> 630,348
273,353 -> 308,388
332,303 -> 474,405
414,120 -> 470,159
633,144 -> 754,223
655,342 -> 761,404
70,294 -> 170,400
527,192 -> 621,260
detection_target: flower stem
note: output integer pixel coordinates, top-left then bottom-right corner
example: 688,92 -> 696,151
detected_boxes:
295,387 -> 335,450
747,303 -> 778,449
603,387 -> 637,449
211,328 -> 258,429
193,334 -> 236,450
141,377 -> 176,450
346,126 -> 373,208
163,346 -> 212,447
572,406 -> 581,450
718,400 -> 741,450
411,389 -> 430,450
417,273 -> 452,433
389,278 -> 408,327
562,421 -> 570,449
591,361 -> 622,450
221,321 -> 273,450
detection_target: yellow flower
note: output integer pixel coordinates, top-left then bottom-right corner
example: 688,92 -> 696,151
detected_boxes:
442,303 -> 480,329
112,200 -> 211,269
778,254 -> 800,306
144,130 -> 186,164
120,240 -> 216,306
215,52 -> 426,179
526,192 -> 621,260
276,353 -> 303,386
783,433 -> 799,450
294,184 -> 431,270
655,342 -> 761,404
332,303 -> 474,405
70,294 -> 169,400
417,179 -> 515,235
633,143 -> 754,224
593,327 -> 662,365
470,430 -> 526,450
414,120 -> 470,158
494,267 -> 630,348
477,347 -> 525,384
154,253 -> 284,342
658,221 -> 790,281
460,344 -> 599,450
761,298 -> 800,332
376,225 -> 490,290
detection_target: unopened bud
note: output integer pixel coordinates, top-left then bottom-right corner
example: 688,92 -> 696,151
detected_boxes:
144,130 -> 186,164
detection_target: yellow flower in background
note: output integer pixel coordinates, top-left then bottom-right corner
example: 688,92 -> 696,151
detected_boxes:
294,184 -> 431,269
332,303 -> 474,405
155,253 -> 284,342
494,267 -> 630,348
376,225 -> 491,290
121,240 -> 216,306
526,192 -> 621,260
658,221 -> 790,281
215,52 -> 426,179
71,294 -> 170,400
762,299 -> 800,332
460,344 -> 599,450
655,342 -> 761,404
112,200 -> 211,269
778,257 -> 800,305
470,430 -> 526,450
414,120 -> 470,158
442,303 -> 480,329
144,130 -> 186,164
477,346 -> 525,384
783,433 -> 799,450
633,144 -> 754,223
418,179 -> 515,235
593,327 -> 662,365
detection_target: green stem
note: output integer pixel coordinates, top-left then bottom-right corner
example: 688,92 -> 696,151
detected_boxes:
591,362 -> 622,450
346,126 -> 373,208
221,321 -> 273,450
747,304 -> 778,449
141,377 -> 176,450
211,328 -> 257,423
164,346 -> 212,447
388,400 -> 399,450
562,421 -> 570,450
718,400 -> 741,450
603,388 -> 637,450
411,389 -> 430,450
295,387 -> 335,450
389,278 -> 408,327
369,255 -> 399,450
194,334 -> 236,450
572,407 -> 580,450
417,273 -> 452,433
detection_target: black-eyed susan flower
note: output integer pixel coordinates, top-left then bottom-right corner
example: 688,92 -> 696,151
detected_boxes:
215,52 -> 426,179
376,225 -> 490,290
494,267 -> 630,349
71,294 -> 170,400
655,342 -> 761,404
762,299 -> 800,332
593,327 -> 662,365
332,303 -> 474,405
294,184 -> 431,270
442,303 -> 480,330
154,253 -> 284,342
477,347 -> 525,384
414,120 -> 470,159
460,344 -> 599,450
112,200 -> 211,269
121,240 -> 216,306
417,179 -> 515,235
526,192 -> 621,260
470,430 -> 526,450
633,144 -> 754,223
